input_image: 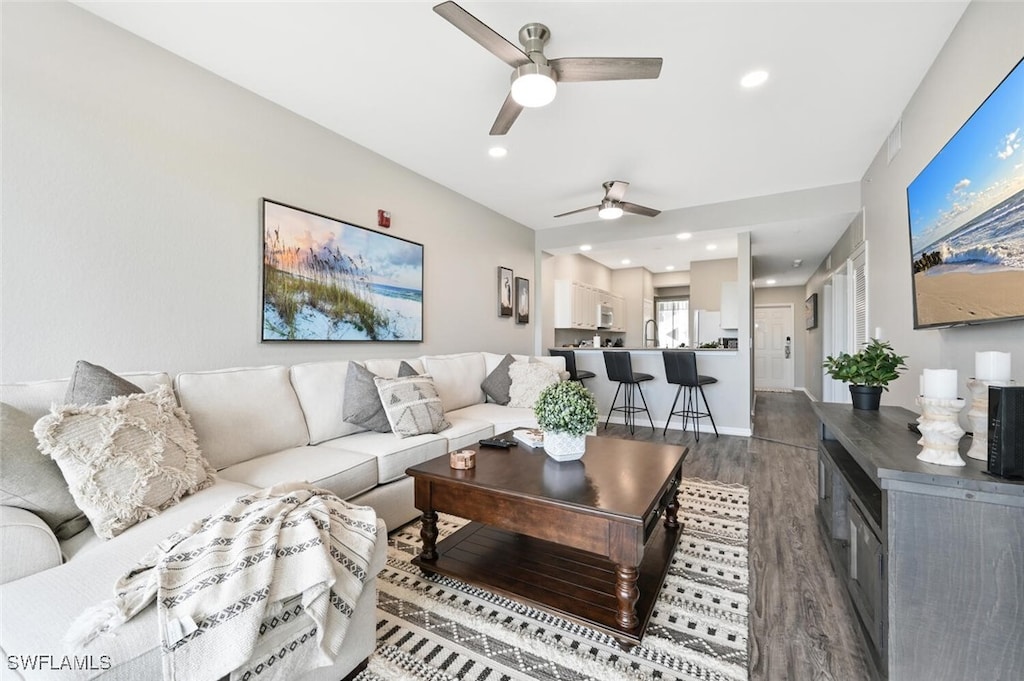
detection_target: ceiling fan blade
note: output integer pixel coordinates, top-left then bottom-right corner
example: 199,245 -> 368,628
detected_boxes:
621,202 -> 661,218
550,57 -> 663,82
604,181 -> 630,202
554,205 -> 600,218
433,2 -> 530,68
489,92 -> 525,135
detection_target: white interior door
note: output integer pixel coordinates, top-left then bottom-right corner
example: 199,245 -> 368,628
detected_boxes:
754,305 -> 794,391
824,272 -> 850,403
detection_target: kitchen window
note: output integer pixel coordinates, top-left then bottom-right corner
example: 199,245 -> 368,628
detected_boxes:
656,298 -> 690,348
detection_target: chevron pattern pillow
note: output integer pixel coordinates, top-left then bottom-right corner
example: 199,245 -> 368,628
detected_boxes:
374,374 -> 450,438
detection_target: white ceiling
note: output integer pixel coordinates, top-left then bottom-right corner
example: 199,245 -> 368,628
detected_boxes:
73,0 -> 968,288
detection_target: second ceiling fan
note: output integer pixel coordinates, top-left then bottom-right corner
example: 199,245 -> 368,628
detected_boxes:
433,2 -> 663,135
555,181 -> 661,220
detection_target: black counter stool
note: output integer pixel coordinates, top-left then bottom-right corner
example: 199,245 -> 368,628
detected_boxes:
549,349 -> 596,384
602,351 -> 655,435
662,351 -> 718,440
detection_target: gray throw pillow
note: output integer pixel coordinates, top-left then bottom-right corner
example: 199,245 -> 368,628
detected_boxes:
0,403 -> 89,539
342,361 -> 417,433
374,374 -> 451,438
65,360 -> 142,406
480,353 -> 516,405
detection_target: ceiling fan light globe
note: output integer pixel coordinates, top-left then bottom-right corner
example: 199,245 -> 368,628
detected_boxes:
510,64 -> 557,108
598,205 -> 624,220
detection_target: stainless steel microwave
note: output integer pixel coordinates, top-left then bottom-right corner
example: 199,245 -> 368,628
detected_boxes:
597,304 -> 613,329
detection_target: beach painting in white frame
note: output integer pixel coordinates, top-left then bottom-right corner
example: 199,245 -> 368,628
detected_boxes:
262,199 -> 424,341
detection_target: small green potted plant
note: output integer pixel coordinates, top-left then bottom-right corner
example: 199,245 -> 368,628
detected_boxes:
823,338 -> 909,410
533,380 -> 598,461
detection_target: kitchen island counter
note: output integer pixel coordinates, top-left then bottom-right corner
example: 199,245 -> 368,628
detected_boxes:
549,348 -> 750,435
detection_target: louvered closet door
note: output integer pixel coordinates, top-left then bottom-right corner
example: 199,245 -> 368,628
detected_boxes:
850,246 -> 868,348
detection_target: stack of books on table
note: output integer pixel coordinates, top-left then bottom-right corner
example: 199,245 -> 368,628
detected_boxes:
512,428 -> 544,449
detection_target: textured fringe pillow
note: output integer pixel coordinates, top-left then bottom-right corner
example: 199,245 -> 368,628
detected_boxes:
33,384 -> 215,540
374,374 -> 451,438
507,361 -> 561,408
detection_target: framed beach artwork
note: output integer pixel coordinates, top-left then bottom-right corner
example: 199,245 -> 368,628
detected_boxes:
261,199 -> 424,341
515,277 -> 530,324
498,267 -> 513,317
805,293 -> 818,330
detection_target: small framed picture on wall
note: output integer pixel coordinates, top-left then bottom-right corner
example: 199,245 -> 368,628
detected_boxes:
498,267 -> 513,317
805,293 -> 818,330
515,277 -> 530,324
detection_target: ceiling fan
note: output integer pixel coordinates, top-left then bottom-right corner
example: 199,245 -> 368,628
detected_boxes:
433,1 -> 663,135
555,181 -> 661,220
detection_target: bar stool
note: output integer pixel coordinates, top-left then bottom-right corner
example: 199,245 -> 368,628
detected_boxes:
602,351 -> 655,435
662,351 -> 719,440
549,349 -> 596,384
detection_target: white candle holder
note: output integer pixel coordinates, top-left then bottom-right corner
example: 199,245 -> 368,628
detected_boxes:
916,396 -> 966,467
965,378 -> 1015,461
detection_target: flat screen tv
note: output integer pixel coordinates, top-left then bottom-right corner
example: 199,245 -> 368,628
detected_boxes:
907,56 -> 1024,329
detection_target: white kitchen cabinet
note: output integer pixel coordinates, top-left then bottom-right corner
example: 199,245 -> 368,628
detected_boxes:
553,279 -> 598,330
609,294 -> 626,332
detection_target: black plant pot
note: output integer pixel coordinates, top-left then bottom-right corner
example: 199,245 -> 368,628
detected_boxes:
849,385 -> 882,410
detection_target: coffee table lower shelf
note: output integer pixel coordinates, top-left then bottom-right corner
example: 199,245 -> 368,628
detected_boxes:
411,519 -> 682,644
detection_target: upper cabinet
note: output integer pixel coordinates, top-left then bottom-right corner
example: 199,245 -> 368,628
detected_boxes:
720,281 -> 739,329
554,280 -> 624,331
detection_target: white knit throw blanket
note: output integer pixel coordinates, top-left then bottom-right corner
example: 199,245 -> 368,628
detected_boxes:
65,482 -> 378,681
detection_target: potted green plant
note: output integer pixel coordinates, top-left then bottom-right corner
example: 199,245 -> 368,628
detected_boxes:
823,338 -> 909,410
533,380 -> 598,461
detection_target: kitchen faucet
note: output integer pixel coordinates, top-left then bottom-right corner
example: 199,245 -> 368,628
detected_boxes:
644,319 -> 658,347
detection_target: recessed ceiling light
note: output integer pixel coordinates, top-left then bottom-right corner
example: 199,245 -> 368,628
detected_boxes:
488,146 -> 507,158
676,232 -> 692,240
765,279 -> 777,285
621,258 -> 631,265
579,244 -> 592,252
706,243 -> 718,251
665,265 -> 675,271
740,69 -> 769,88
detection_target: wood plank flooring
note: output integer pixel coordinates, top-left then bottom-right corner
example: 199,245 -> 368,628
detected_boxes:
602,390 -> 873,681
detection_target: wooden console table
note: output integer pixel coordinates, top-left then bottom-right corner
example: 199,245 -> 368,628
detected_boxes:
812,403 -> 1024,681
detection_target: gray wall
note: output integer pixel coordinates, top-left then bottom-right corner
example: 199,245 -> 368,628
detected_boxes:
754,285 -> 807,389
1,2 -> 536,382
804,1 -> 1024,411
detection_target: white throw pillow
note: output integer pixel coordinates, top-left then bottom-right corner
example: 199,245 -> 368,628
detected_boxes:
508,361 -> 561,408
33,384 -> 215,540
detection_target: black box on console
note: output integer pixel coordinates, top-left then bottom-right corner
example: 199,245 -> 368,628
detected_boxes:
987,385 -> 1024,478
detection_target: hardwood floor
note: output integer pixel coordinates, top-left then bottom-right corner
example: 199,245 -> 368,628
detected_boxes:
602,390 -> 873,681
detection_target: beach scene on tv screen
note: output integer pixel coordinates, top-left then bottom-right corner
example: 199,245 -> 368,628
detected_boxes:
908,58 -> 1024,327
262,201 -> 423,341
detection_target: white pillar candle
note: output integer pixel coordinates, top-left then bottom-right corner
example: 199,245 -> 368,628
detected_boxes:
975,351 -> 1011,382
922,369 -> 958,399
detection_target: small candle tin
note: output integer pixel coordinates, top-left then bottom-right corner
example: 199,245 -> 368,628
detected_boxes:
449,449 -> 476,469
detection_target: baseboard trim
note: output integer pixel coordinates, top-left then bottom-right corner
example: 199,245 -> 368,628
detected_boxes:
600,413 -> 751,437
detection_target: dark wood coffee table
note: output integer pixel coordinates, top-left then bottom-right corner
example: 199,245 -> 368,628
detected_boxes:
405,432 -> 687,644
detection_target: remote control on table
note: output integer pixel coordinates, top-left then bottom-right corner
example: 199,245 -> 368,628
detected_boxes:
479,437 -> 516,448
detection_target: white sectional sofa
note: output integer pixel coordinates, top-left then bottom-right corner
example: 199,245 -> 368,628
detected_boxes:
0,351 -> 563,681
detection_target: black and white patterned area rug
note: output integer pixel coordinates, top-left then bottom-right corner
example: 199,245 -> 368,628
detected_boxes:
355,478 -> 749,681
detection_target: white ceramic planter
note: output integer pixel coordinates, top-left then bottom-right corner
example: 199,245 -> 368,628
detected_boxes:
543,430 -> 586,461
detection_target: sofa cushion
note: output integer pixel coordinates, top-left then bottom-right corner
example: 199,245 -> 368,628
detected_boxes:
33,385 -> 216,540
320,431 -> 447,484
175,365 -> 309,470
217,445 -> 378,502
508,361 -> 561,408
449,403 -> 540,435
480,353 -> 516,405
290,360 -> 367,444
1,372 -> 172,421
422,353 -> 487,412
64,360 -> 143,406
375,374 -> 450,438
442,416 -> 494,451
0,403 -> 89,540
343,362 -> 417,433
